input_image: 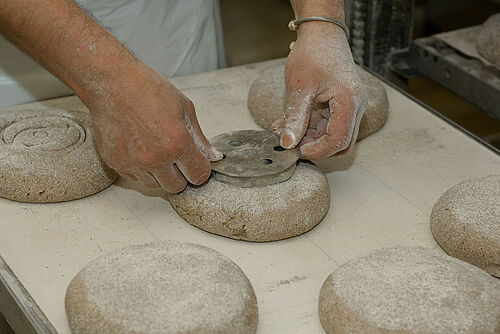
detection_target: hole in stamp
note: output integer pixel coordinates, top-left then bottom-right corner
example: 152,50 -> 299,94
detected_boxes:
273,145 -> 285,151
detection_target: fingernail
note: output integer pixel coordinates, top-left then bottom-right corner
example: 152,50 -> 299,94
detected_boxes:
209,147 -> 224,162
281,129 -> 296,149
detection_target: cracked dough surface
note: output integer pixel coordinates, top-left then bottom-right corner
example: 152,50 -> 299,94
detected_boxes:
319,247 -> 500,334
431,175 -> 500,277
167,163 -> 330,242
247,62 -> 389,140
65,241 -> 258,334
0,108 -> 116,203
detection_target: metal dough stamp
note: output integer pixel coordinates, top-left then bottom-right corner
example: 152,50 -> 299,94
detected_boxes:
210,130 -> 300,188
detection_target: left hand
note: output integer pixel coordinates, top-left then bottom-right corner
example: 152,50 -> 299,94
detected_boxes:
273,21 -> 367,160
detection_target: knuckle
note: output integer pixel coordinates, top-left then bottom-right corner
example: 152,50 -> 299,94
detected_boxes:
132,145 -> 169,169
135,151 -> 161,168
133,135 -> 190,168
164,131 -> 192,158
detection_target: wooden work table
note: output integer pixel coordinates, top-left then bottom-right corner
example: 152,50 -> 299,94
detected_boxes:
0,59 -> 499,334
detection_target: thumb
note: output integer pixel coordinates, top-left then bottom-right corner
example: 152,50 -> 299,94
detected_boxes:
184,108 -> 224,162
281,89 -> 314,149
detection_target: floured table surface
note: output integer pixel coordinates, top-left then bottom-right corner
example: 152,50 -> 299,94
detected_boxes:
0,59 -> 499,334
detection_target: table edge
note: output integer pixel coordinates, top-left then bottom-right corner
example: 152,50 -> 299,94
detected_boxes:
0,256 -> 57,334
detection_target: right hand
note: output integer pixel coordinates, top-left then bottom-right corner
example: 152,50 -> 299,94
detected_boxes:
80,63 -> 223,193
272,22 -> 367,161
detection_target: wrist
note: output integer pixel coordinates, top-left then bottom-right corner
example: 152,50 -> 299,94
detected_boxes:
296,19 -> 349,44
291,0 -> 345,22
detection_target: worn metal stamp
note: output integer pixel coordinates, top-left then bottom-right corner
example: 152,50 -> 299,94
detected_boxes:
210,130 -> 300,188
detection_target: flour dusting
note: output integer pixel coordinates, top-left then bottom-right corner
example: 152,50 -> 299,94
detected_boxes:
66,241 -> 258,334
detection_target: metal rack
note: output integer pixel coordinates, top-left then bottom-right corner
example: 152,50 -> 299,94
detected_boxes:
345,0 -> 414,75
390,37 -> 500,120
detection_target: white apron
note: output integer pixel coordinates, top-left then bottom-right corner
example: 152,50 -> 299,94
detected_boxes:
0,0 -> 226,107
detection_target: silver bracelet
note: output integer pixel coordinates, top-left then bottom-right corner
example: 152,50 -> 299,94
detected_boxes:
288,16 -> 350,39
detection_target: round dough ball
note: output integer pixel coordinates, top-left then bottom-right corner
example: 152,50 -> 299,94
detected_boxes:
355,68 -> 391,139
168,163 -> 330,242
247,62 -> 389,140
477,13 -> 500,66
0,108 -> 116,203
319,247 -> 500,334
431,175 -> 500,277
65,241 -> 258,334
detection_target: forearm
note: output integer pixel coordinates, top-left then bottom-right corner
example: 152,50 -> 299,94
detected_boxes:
0,0 -> 139,99
290,0 -> 345,21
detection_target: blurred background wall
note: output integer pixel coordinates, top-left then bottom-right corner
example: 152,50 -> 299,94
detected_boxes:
219,0 -> 500,148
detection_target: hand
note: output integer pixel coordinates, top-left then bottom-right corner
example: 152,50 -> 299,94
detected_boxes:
273,22 -> 367,160
0,0 -> 221,192
82,63 -> 222,193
